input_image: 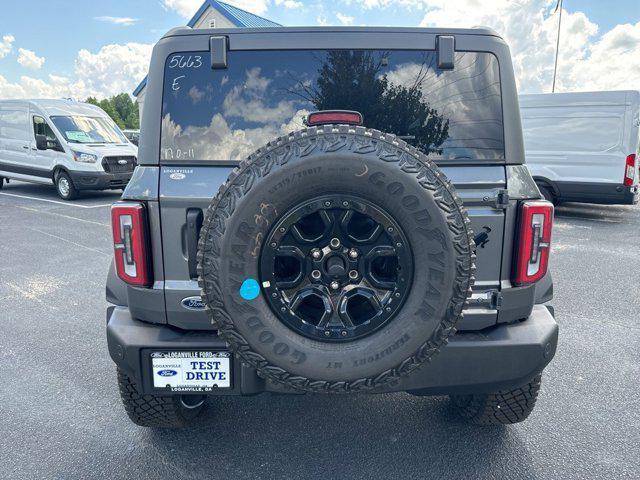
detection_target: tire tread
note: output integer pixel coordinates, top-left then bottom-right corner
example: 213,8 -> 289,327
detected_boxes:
117,368 -> 201,428
451,375 -> 542,425
197,124 -> 476,393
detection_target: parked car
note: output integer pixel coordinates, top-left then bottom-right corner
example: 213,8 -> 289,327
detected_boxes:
123,129 -> 140,146
106,26 -> 558,428
0,99 -> 137,200
520,90 -> 640,205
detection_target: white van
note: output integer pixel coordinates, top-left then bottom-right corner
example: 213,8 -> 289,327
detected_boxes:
0,99 -> 138,200
520,90 -> 639,205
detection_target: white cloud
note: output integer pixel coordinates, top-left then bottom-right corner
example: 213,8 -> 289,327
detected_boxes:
0,34 -> 15,59
342,0 -> 640,93
275,0 -> 303,8
17,48 -> 45,70
336,13 -> 354,25
73,43 -> 153,97
161,108 -> 308,161
355,0 -> 424,9
94,16 -> 139,26
188,85 -> 205,104
161,0 -> 202,18
222,67 -> 297,123
0,42 -> 152,100
415,0 -> 640,93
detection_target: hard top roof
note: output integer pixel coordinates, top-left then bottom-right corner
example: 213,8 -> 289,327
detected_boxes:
160,25 -> 502,40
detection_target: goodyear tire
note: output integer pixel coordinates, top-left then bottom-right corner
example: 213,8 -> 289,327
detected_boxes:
117,368 -> 205,428
198,125 -> 475,393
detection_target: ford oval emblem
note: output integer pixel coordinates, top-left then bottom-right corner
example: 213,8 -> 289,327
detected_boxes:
170,172 -> 186,180
117,159 -> 128,165
181,296 -> 206,310
157,369 -> 177,377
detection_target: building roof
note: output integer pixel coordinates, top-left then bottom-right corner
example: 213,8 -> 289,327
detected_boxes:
133,0 -> 280,97
190,0 -> 281,28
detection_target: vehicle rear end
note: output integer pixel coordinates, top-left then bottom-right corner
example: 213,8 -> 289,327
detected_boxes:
106,27 -> 558,428
521,90 -> 640,205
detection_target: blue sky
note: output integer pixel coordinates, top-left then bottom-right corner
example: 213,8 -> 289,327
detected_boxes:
0,0 -> 639,99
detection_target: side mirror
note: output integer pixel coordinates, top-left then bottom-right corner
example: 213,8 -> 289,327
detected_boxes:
35,134 -> 48,150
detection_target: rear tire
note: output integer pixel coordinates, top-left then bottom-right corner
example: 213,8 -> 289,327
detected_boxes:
55,171 -> 79,200
539,185 -> 557,205
0,177 -> 4,190
117,368 -> 205,428
450,375 -> 542,425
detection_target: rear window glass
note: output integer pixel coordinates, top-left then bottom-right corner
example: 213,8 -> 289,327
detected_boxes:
0,109 -> 29,141
161,50 -> 504,162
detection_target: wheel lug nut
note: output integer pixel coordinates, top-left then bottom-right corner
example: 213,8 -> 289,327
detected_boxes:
330,238 -> 341,249
348,249 -> 358,259
311,270 -> 322,280
348,270 -> 359,280
341,330 -> 348,337
311,249 -> 322,260
324,330 -> 331,337
330,281 -> 340,290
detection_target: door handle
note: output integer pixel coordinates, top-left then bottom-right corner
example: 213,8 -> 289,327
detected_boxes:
22,145 -> 29,149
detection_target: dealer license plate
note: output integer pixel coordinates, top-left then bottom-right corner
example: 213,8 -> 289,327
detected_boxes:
151,351 -> 231,392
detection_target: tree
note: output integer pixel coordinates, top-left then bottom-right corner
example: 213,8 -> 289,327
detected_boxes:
85,94 -> 140,130
292,51 -> 449,154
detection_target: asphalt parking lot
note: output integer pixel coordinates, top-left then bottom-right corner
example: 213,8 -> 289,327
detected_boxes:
0,180 -> 638,480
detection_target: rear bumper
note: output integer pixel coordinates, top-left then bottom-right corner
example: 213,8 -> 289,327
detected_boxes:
68,170 -> 132,190
106,305 -> 558,396
556,181 -> 638,205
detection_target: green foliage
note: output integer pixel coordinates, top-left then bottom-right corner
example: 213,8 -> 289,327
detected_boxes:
85,94 -> 139,130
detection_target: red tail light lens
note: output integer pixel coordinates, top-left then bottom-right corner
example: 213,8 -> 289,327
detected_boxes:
513,200 -> 554,286
111,202 -> 151,287
623,153 -> 636,186
306,110 -> 363,126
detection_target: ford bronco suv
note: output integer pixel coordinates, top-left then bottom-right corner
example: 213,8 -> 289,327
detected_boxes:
106,26 -> 558,428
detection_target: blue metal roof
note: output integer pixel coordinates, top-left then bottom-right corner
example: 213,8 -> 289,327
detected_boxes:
206,1 -> 281,28
133,0 -> 281,97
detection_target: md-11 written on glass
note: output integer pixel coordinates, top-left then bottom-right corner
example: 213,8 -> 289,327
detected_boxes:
163,147 -> 196,160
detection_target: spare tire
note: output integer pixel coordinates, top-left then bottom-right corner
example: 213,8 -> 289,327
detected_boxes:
197,125 -> 475,393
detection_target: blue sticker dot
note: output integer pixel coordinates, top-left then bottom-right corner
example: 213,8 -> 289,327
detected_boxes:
239,278 -> 260,300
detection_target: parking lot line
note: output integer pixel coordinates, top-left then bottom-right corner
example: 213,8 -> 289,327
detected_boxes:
0,191 -> 113,209
15,205 -> 110,227
27,227 -> 110,256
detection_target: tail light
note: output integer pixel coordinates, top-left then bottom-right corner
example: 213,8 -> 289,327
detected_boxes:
306,110 -> 363,126
111,202 -> 151,287
513,200 -> 554,286
623,153 -> 637,186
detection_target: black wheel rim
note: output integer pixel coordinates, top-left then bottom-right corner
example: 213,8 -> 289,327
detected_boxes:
260,195 -> 413,342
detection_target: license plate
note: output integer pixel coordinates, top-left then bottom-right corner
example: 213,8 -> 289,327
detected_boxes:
151,351 -> 231,392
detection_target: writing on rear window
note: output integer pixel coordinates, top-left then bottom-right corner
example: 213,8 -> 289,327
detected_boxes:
160,50 -> 505,162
